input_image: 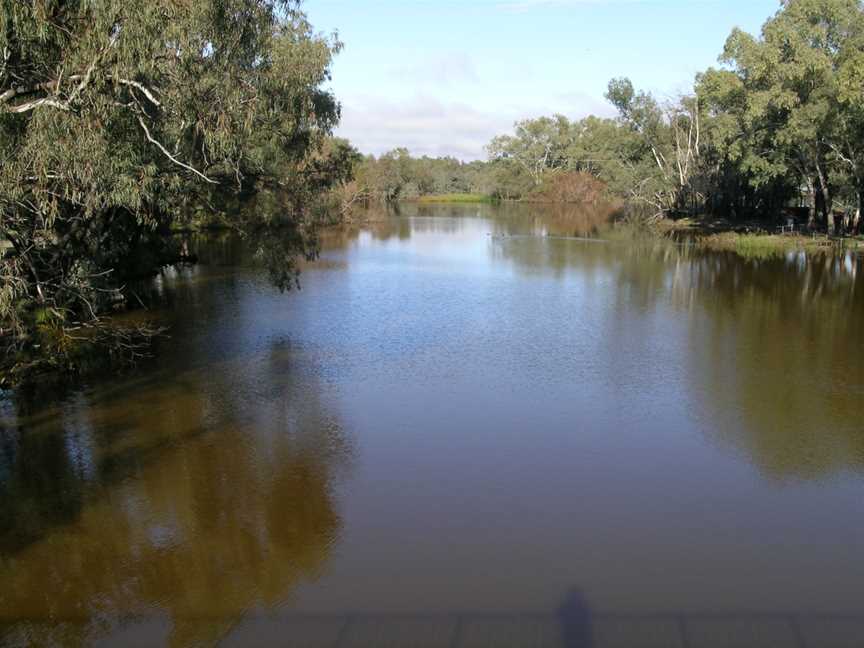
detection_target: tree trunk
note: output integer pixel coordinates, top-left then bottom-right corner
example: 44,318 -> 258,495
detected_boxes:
815,158 -> 834,233
815,186 -> 827,230
855,186 -> 863,235
807,177 -> 818,230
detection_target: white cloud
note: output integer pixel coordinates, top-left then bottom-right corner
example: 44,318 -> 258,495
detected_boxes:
335,92 -> 616,161
336,95 -> 508,161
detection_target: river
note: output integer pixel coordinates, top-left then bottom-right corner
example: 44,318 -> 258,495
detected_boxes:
2,203 -> 864,647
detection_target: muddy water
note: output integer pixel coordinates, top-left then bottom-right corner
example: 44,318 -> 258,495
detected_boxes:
2,203 -> 864,647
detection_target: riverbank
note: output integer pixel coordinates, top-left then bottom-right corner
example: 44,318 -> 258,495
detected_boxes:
655,217 -> 863,258
170,203 -> 862,261
410,194 -> 494,204
405,194 -> 607,206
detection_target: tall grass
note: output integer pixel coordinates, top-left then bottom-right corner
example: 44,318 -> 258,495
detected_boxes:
700,233 -> 841,259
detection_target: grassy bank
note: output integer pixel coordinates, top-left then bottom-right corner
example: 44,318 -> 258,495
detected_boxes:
657,217 -> 862,259
700,233 -> 838,258
411,194 -> 494,204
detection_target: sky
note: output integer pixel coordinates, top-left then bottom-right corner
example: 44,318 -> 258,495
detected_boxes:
304,0 -> 781,161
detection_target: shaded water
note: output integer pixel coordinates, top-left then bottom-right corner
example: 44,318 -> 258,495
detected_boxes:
2,203 -> 864,647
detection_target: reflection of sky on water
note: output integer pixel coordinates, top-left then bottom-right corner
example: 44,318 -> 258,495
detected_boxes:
2,203 -> 864,646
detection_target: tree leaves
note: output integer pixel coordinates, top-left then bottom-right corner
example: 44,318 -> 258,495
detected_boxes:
0,0 -> 342,366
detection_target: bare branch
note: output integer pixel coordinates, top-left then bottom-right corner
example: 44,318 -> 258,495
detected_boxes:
0,57 -> 97,114
5,97 -> 72,113
66,54 -> 99,106
136,116 -> 218,184
0,81 -> 58,105
827,141 -> 857,172
0,47 -> 9,82
115,78 -> 161,108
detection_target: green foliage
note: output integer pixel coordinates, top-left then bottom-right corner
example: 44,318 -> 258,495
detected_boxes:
481,0 -> 864,228
487,114 -> 575,186
352,150 -> 500,202
0,0 -> 344,366
707,0 -> 864,229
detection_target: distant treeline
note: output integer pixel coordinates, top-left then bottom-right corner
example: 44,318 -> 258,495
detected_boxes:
331,148 -> 609,208
335,0 -> 864,233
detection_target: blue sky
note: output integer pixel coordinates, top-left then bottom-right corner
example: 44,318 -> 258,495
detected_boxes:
304,0 -> 780,160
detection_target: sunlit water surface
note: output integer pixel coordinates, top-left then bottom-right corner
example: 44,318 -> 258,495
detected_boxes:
2,203 -> 864,647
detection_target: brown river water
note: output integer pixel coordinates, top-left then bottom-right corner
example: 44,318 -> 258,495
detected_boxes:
2,203 -> 864,647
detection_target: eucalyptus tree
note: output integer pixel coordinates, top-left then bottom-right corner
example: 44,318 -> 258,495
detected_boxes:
718,0 -> 864,230
0,0 -> 342,367
487,115 -> 575,186
605,78 -> 705,215
835,13 -> 864,229
357,148 -> 413,202
605,78 -> 670,178
559,114 -> 663,215
695,66 -> 796,219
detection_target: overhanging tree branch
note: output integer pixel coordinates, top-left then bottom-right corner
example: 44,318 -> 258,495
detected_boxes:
136,116 -> 217,184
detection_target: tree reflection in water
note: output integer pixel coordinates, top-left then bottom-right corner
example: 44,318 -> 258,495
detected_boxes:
3,203 -> 864,647
491,220 -> 864,480
0,341 -> 351,647
339,202 -> 864,482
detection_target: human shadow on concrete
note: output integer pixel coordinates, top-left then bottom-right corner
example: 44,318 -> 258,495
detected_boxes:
559,588 -> 593,648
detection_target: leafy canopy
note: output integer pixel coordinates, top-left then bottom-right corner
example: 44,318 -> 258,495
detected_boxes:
0,0 -> 343,362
